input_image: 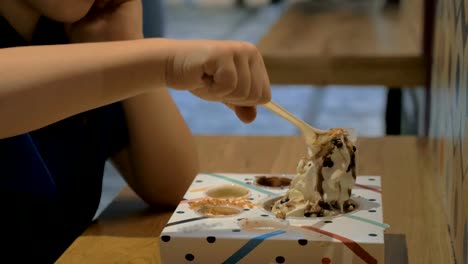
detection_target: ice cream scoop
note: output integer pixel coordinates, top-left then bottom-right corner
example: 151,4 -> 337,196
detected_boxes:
271,128 -> 358,218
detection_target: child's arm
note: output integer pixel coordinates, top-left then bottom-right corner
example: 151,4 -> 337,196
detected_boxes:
0,39 -> 166,138
0,38 -> 270,139
0,0 -> 270,207
111,88 -> 199,207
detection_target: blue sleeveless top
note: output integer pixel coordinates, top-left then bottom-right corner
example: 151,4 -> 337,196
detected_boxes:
0,16 -> 129,263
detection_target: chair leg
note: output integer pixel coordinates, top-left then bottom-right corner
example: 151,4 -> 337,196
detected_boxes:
385,88 -> 402,135
235,0 -> 245,7
386,0 -> 400,5
236,0 -> 281,7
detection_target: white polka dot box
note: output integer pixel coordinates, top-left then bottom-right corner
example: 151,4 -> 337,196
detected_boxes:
159,173 -> 389,264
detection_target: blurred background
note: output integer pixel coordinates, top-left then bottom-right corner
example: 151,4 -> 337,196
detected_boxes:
161,0 -> 387,137
98,0 -> 423,217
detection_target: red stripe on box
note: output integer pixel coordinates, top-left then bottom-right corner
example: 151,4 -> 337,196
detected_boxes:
354,183 -> 381,193
301,226 -> 377,264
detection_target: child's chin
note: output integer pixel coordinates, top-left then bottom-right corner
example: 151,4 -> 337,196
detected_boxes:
40,0 -> 95,24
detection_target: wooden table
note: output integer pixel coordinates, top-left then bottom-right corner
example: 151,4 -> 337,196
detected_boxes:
257,0 -> 425,86
57,136 -> 453,263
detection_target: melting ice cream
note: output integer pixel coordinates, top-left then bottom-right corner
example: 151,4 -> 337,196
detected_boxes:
272,128 -> 358,218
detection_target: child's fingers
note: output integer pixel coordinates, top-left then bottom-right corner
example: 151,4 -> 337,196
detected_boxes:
210,60 -> 238,97
223,104 -> 256,123
235,106 -> 257,123
225,55 -> 250,102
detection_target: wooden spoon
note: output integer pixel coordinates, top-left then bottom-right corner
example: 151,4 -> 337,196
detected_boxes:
262,101 -> 328,145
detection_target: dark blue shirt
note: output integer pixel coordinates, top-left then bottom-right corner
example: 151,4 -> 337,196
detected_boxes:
0,16 -> 129,263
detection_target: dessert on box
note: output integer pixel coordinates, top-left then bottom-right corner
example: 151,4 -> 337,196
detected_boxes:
160,128 -> 389,263
160,174 -> 387,263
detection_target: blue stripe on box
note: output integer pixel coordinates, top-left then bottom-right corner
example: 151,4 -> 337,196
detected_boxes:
205,173 -> 277,195
223,230 -> 286,264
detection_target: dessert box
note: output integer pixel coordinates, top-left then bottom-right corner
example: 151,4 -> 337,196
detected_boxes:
159,173 -> 388,264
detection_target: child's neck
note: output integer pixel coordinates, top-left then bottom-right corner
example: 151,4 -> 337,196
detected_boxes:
0,0 -> 40,42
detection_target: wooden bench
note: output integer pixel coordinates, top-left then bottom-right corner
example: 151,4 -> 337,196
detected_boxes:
257,0 -> 425,86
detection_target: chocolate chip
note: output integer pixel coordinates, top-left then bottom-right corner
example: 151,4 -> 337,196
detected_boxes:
343,200 -> 357,212
332,138 -> 343,148
330,201 -> 340,210
280,198 -> 290,204
323,158 -> 334,168
304,212 -> 312,217
347,152 -> 356,172
352,146 -> 357,152
319,200 -> 332,210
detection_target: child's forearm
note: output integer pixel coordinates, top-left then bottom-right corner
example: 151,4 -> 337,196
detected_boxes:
117,89 -> 200,207
0,38 -> 171,138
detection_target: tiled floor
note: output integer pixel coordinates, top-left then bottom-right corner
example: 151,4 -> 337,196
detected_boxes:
95,0 -> 386,218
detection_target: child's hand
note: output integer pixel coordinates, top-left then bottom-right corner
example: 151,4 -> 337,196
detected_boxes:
166,40 -> 271,123
65,0 -> 271,123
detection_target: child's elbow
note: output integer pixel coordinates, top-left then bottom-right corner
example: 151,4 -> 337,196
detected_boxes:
143,158 -> 200,208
